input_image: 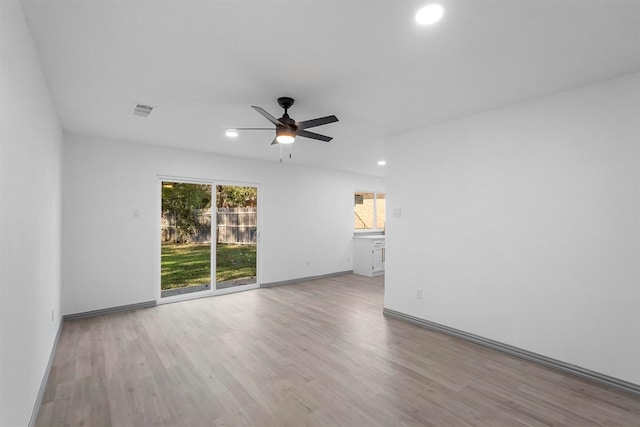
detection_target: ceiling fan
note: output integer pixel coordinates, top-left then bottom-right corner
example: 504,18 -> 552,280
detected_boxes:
228,97 -> 338,145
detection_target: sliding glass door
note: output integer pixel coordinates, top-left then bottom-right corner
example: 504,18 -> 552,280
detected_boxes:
159,179 -> 259,301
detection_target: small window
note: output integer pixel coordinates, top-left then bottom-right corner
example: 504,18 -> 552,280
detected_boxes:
354,192 -> 385,231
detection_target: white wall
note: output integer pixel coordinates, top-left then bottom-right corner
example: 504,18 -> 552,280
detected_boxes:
0,1 -> 63,425
62,134 -> 383,315
384,73 -> 640,384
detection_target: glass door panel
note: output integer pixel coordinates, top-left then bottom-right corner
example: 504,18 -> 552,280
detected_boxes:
215,185 -> 257,290
160,181 -> 213,298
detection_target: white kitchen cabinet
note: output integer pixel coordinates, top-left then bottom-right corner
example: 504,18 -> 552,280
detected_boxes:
353,236 -> 385,276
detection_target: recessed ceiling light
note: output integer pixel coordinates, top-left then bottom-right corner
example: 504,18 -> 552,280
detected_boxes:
415,4 -> 444,25
225,129 -> 239,138
377,160 -> 386,166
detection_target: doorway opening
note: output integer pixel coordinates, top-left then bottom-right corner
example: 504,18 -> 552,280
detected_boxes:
159,179 -> 259,301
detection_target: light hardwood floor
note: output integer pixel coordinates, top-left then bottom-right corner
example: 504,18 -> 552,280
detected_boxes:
36,275 -> 639,426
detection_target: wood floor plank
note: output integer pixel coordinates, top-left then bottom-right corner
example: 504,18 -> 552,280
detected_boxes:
36,275 -> 640,426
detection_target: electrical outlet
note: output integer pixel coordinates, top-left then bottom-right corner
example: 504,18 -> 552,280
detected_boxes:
347,256 -> 351,262
416,288 -> 423,299
306,260 -> 310,267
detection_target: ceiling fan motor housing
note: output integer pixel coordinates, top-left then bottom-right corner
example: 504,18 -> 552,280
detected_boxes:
276,125 -> 296,138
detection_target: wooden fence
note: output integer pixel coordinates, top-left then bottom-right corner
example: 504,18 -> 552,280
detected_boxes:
216,207 -> 257,244
161,207 -> 257,244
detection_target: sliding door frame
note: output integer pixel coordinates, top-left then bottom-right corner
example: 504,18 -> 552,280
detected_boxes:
156,175 -> 262,305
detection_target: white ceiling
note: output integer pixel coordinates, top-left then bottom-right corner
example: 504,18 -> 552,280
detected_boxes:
21,0 -> 640,177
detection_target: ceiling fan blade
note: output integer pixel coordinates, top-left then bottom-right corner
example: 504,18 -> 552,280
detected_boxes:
296,115 -> 338,130
270,137 -> 279,145
252,106 -> 283,126
296,129 -> 333,142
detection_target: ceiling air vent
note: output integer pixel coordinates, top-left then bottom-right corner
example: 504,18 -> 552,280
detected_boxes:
131,103 -> 155,117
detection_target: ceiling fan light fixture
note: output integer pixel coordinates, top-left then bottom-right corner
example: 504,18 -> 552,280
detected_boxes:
276,127 -> 295,144
276,135 -> 295,144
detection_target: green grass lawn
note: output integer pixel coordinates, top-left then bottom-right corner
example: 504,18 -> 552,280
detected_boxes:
161,243 -> 256,290
216,244 -> 257,282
